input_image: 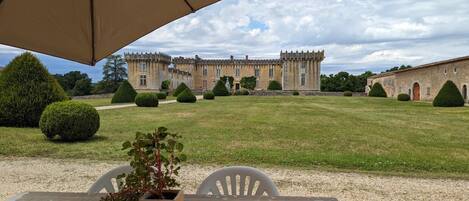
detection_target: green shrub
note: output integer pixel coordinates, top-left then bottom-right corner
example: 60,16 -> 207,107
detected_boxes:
161,80 -> 170,90
72,78 -> 92,96
173,83 -> 189,97
397,93 -> 410,101
433,80 -> 465,107
203,91 -> 215,100
369,83 -> 387,97
111,80 -> 137,103
213,80 -> 230,96
39,101 -> 100,141
344,91 -> 353,96
177,88 -> 197,103
135,93 -> 159,107
240,76 -> 257,90
235,89 -> 250,96
293,91 -> 300,96
267,80 -> 282,90
156,92 -> 167,100
0,52 -> 68,127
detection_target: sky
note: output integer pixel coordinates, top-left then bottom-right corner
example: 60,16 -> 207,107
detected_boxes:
1,0 -> 469,82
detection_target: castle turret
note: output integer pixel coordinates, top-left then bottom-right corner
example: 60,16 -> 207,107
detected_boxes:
280,50 -> 325,91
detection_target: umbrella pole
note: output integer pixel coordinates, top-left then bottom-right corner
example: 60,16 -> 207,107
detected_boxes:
89,0 -> 96,66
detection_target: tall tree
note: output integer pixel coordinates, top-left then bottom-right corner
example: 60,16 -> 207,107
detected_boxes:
102,55 -> 127,87
320,71 -> 375,92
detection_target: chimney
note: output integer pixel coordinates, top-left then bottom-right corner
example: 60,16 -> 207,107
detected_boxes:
245,55 -> 249,60
230,55 -> 234,60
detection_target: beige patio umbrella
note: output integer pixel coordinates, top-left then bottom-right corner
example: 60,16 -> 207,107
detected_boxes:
0,0 -> 219,65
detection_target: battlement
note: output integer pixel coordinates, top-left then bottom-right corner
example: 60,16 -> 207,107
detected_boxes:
280,50 -> 325,61
124,52 -> 172,64
173,55 -> 282,65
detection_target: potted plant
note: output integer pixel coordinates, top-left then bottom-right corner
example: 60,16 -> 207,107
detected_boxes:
101,127 -> 187,201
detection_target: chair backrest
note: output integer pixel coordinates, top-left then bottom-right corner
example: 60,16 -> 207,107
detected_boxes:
197,166 -> 279,196
87,165 -> 133,193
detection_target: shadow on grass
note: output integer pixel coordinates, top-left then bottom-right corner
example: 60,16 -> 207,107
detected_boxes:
47,135 -> 108,144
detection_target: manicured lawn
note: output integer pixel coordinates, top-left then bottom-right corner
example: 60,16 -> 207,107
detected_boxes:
1,96 -> 469,178
74,96 -> 176,107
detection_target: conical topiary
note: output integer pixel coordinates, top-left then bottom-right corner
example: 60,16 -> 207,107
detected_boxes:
369,82 -> 387,97
173,82 -> 189,97
111,80 -> 137,103
177,88 -> 197,103
213,80 -> 230,96
0,52 -> 68,127
433,80 -> 465,107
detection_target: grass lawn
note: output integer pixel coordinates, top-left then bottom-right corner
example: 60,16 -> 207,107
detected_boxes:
74,96 -> 176,107
1,96 -> 469,178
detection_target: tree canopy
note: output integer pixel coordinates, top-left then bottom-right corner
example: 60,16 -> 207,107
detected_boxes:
321,71 -> 374,92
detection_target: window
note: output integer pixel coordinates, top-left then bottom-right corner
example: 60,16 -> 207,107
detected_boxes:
139,62 -> 147,73
300,63 -> 306,86
139,75 -> 147,86
203,66 -> 208,76
301,74 -> 306,86
454,67 -> 457,73
269,65 -> 274,78
216,66 -> 221,78
427,87 -> 431,96
254,66 -> 260,77
235,66 -> 240,77
203,80 -> 207,89
444,68 -> 447,75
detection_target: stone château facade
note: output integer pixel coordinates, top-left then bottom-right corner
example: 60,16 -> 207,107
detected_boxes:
367,55 -> 469,102
125,50 -> 325,92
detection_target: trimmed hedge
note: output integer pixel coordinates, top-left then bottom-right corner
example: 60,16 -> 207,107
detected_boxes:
433,80 -> 465,107
369,83 -> 387,97
203,91 -> 215,100
39,101 -> 100,141
213,80 -> 230,96
235,89 -> 250,96
156,92 -> 167,100
0,52 -> 68,127
293,91 -> 300,96
397,94 -> 410,101
177,88 -> 197,103
173,83 -> 189,97
343,91 -> 353,96
267,80 -> 282,90
111,80 -> 137,103
135,93 -> 159,107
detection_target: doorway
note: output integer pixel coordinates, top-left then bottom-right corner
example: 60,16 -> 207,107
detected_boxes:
235,83 -> 240,90
413,82 -> 420,101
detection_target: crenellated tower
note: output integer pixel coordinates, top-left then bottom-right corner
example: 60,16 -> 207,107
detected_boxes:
280,50 -> 325,91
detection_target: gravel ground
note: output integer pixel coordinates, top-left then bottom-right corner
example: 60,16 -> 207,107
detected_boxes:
0,157 -> 468,201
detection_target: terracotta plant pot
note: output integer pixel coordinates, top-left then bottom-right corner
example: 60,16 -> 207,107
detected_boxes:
140,190 -> 184,201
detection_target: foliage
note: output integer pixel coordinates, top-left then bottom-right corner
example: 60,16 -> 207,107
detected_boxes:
235,89 -> 250,96
383,65 -> 412,73
135,93 -> 159,107
203,91 -> 215,100
397,94 -> 410,101
92,80 -> 119,94
368,82 -> 387,97
156,92 -> 167,100
219,76 -> 234,89
0,52 -> 68,127
72,78 -> 93,96
213,80 -> 230,96
39,101 -> 100,141
177,88 -> 197,103
100,55 -> 127,93
173,83 -> 189,97
292,91 -> 300,96
161,80 -> 171,90
101,127 -> 186,201
111,80 -> 137,103
240,76 -> 257,90
321,71 -> 375,92
433,80 -> 465,107
267,80 -> 282,90
343,91 -> 353,96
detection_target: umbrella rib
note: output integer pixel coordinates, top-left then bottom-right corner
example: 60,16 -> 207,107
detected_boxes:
184,0 -> 195,12
89,0 -> 96,65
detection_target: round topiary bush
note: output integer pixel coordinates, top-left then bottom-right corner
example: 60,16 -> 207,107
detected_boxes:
203,91 -> 215,100
397,93 -> 410,101
39,101 -> 100,141
173,83 -> 189,97
369,83 -> 387,97
177,88 -> 197,103
293,91 -> 300,96
344,91 -> 353,96
0,52 -> 68,127
111,80 -> 137,103
433,80 -> 465,107
135,93 -> 159,107
213,80 -> 230,96
156,92 -> 167,100
267,80 -> 282,90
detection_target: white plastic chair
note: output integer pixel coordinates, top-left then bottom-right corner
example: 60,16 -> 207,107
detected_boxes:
197,166 -> 279,196
87,165 -> 133,193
